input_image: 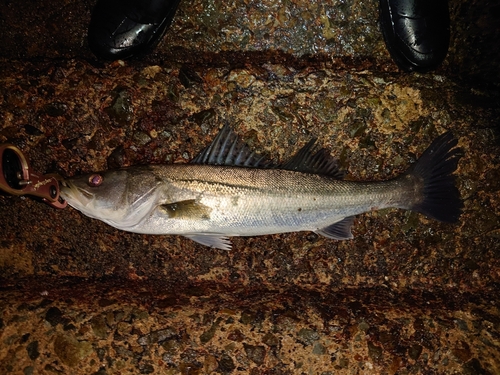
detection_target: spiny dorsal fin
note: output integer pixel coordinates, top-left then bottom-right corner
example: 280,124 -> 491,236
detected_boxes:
191,124 -> 270,168
279,139 -> 344,178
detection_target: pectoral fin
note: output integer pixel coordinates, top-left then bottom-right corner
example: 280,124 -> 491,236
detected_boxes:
316,216 -> 355,240
184,234 -> 232,250
159,199 -> 211,220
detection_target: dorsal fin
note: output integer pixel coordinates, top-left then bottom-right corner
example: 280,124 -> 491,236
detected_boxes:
279,139 -> 344,178
191,124 -> 270,167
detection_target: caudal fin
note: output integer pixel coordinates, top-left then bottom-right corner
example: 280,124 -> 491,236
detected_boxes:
408,132 -> 463,223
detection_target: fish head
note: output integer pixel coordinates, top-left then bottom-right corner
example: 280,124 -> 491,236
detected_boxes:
61,169 -> 155,228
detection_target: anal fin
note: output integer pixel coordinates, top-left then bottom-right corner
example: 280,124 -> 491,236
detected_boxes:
316,216 -> 355,240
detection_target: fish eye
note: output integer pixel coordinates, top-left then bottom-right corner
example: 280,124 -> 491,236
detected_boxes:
88,174 -> 103,187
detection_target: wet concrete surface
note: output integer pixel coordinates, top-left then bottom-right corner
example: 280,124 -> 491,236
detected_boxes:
1,0 -> 500,85
1,0 -> 499,374
1,281 -> 499,374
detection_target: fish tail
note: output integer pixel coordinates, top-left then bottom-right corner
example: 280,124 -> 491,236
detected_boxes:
407,132 -> 463,223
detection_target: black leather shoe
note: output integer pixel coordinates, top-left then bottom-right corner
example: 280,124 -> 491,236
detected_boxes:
379,0 -> 450,72
88,0 -> 182,60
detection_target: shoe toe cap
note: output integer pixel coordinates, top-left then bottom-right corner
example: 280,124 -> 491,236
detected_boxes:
87,0 -> 180,60
379,0 -> 450,71
89,18 -> 157,59
394,17 -> 449,67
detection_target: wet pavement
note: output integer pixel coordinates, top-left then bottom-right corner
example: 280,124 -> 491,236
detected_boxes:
1,0 -> 499,374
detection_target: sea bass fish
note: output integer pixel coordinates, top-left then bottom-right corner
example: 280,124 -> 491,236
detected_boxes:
61,125 -> 462,250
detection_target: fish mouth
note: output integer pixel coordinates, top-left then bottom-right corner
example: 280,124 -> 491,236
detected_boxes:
60,180 -> 95,208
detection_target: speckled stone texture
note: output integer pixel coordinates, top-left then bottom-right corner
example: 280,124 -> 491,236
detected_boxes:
1,0 -> 499,374
1,282 -> 499,374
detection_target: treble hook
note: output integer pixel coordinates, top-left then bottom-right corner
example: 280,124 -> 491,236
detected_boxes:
0,144 -> 67,209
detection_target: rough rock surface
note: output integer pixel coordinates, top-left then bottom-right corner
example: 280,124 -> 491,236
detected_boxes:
1,0 -> 499,374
